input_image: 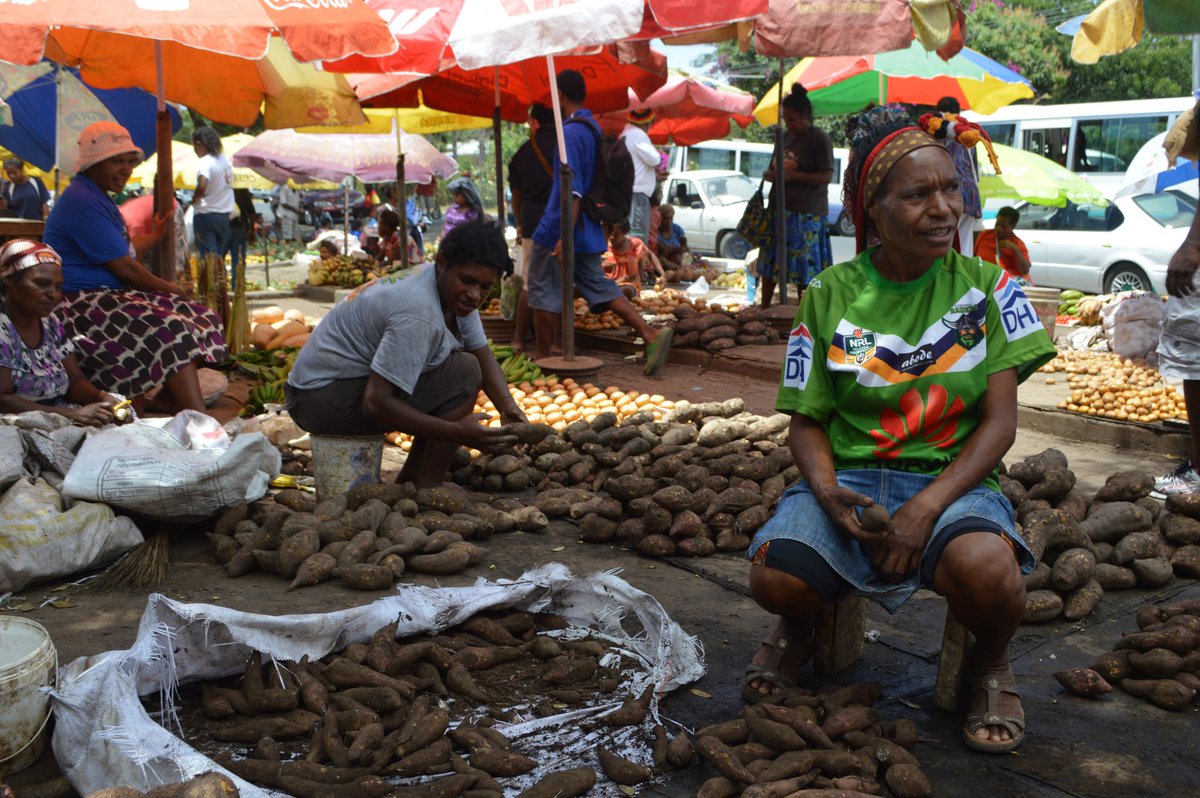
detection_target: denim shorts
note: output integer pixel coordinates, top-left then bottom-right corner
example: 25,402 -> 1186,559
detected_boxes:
526,241 -> 624,314
746,469 -> 1034,613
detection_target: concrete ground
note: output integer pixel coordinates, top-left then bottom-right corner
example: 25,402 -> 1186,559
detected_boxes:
3,345 -> 1196,798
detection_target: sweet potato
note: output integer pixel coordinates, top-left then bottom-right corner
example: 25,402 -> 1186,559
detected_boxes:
1171,545 -> 1200,578
468,746 -> 537,777
599,684 -> 653,727
1113,531 -> 1172,564
515,768 -> 596,798
454,644 -> 525,671
822,705 -> 876,739
1026,466 -> 1076,502
879,719 -> 919,749
1162,513 -> 1200,545
859,504 -> 890,533
1165,492 -> 1200,520
324,657 -> 414,697
1024,562 -> 1051,591
333,563 -> 394,590
731,741 -> 777,765
759,704 -> 834,750
741,775 -> 818,798
595,746 -> 652,786
408,542 -> 476,574
884,764 -> 933,798
696,736 -> 755,784
1091,650 -> 1137,683
1115,625 -> 1199,654
1079,502 -> 1153,543
1129,648 -> 1184,678
383,737 -> 453,777
1050,547 -> 1096,592
287,553 -> 337,591
695,776 -> 740,798
637,533 -> 677,558
745,712 -> 805,752
395,705 -> 450,757
277,528 -> 321,580
1063,579 -> 1103,621
1093,563 -> 1137,590
1023,590 -> 1063,623
1121,677 -> 1196,711
212,710 -> 319,742
446,663 -> 492,702
1094,471 -> 1154,502
696,719 -> 750,746
1131,557 -> 1174,587
1053,667 -> 1113,697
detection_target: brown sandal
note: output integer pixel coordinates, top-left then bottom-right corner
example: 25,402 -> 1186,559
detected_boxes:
962,663 -> 1026,754
741,619 -> 811,705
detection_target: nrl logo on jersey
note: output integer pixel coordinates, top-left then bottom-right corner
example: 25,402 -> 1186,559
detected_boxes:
844,328 -> 876,365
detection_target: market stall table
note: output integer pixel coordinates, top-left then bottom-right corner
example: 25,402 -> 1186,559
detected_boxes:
0,217 -> 44,241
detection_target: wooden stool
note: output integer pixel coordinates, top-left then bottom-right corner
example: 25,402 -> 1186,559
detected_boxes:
813,597 -> 973,711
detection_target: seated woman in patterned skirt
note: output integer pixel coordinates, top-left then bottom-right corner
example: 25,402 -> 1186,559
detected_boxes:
43,122 -> 226,413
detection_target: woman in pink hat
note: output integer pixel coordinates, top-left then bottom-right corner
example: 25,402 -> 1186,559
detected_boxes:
43,122 -> 225,414
0,239 -> 119,425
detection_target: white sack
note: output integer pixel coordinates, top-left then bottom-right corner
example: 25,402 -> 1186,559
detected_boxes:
0,477 -> 143,593
62,410 -> 280,522
51,564 -> 704,797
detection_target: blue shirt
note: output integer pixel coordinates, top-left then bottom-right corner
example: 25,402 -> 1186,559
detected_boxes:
3,177 -> 49,220
533,109 -> 606,255
43,174 -> 131,292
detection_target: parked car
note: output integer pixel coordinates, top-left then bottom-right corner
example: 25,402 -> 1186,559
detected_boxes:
663,170 -> 760,259
301,189 -> 367,224
981,189 -> 1195,294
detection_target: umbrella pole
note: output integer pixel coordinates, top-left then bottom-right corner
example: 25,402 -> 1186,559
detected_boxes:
343,181 -> 349,256
154,42 -> 176,283
774,58 -> 787,305
493,71 -> 504,225
546,53 -> 574,362
395,115 -> 408,269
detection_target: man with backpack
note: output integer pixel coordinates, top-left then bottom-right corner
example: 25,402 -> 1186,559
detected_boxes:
527,69 -> 672,374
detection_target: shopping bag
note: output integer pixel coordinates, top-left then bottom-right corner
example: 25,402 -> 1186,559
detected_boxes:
736,180 -> 772,249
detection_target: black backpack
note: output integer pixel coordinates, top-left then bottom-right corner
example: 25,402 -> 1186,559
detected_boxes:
568,118 -> 634,224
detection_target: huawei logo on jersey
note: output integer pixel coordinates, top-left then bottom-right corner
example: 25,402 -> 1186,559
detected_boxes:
262,0 -> 352,10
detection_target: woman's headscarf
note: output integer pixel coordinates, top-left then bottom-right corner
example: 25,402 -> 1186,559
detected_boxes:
0,239 -> 60,280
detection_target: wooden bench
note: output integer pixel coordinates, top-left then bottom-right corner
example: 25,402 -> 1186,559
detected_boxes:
813,597 -> 973,711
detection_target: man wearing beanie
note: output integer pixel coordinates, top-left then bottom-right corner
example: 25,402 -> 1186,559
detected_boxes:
527,70 -> 671,374
623,108 -> 661,244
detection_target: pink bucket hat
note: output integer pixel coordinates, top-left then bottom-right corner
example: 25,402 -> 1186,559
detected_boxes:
76,121 -> 143,174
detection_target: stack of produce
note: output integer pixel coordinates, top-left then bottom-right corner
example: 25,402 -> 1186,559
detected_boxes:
1002,450 -> 1200,624
573,298 -> 625,332
86,773 -> 238,798
480,297 -> 502,316
633,289 -> 696,316
244,241 -> 301,266
249,306 -> 316,351
205,481 -> 550,589
309,254 -> 386,288
672,305 -> 782,350
489,342 -> 549,385
451,398 -> 796,560
386,381 -> 677,453
712,270 -> 747,290
1042,351 -> 1187,422
177,608 -> 652,796
233,347 -> 301,417
662,258 -> 708,285
667,681 -> 932,797
1056,289 -> 1086,325
1053,598 -> 1200,711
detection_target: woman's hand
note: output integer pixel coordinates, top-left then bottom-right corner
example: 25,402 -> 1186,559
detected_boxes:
67,402 -> 115,427
456,413 -> 519,453
813,482 -> 886,548
869,494 -> 940,582
499,405 -> 528,426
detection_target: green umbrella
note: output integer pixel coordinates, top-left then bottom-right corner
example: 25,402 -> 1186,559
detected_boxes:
978,142 -> 1108,207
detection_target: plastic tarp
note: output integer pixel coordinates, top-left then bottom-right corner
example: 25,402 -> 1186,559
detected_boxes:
51,564 -> 705,796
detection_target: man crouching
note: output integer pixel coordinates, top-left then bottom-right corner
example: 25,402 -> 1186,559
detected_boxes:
287,220 -> 523,487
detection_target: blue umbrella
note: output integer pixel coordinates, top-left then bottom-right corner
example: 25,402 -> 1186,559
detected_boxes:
0,62 -> 179,176
1115,131 -> 1200,198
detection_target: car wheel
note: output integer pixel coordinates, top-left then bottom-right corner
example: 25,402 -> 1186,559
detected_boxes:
718,232 -> 751,260
834,211 -> 855,237
1104,263 -> 1151,294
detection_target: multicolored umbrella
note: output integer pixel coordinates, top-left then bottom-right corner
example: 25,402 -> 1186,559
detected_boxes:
232,128 -> 457,186
132,135 -> 275,191
754,40 -> 1034,123
979,143 -> 1108,208
595,71 -> 755,145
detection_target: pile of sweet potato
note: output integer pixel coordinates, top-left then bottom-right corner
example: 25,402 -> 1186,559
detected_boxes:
671,305 -> 782,351
86,773 -> 239,798
205,482 -> 548,590
1053,598 -> 1200,711
184,609 -> 653,797
453,399 -> 796,560
1002,450 -> 1198,624
665,681 -> 932,797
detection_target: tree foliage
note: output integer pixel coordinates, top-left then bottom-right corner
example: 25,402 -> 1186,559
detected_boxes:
966,2 -> 1072,101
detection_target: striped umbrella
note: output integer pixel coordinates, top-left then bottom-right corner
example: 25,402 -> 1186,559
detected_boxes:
754,40 -> 1034,123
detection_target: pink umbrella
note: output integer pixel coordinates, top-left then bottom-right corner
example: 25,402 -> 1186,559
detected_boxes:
594,72 -> 755,145
232,128 -> 456,185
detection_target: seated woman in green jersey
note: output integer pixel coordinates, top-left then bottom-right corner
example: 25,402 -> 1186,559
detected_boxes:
742,107 -> 1055,755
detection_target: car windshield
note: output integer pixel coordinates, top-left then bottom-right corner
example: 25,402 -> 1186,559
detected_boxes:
701,175 -> 757,205
1132,190 -> 1197,229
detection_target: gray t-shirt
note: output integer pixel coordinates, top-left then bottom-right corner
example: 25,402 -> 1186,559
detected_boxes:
288,265 -> 487,393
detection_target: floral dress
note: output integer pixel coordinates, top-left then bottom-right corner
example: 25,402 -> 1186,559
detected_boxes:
0,310 -> 73,404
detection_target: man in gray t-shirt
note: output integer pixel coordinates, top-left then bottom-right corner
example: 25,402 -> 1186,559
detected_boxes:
287,221 -> 523,487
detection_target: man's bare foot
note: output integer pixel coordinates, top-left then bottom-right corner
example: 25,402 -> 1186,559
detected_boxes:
963,658 -> 1025,753
742,616 -> 814,703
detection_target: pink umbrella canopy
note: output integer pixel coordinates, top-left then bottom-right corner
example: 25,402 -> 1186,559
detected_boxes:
595,72 -> 755,145
232,128 -> 456,185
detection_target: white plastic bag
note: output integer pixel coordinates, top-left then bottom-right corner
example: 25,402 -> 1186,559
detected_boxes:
685,275 -> 709,296
0,477 -> 142,593
52,564 -> 704,797
62,411 -> 280,522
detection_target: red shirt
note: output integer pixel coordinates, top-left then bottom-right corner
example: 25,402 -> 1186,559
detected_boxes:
602,236 -> 650,290
975,229 -> 1032,284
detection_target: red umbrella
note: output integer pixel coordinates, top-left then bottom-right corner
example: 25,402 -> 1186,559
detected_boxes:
594,72 -> 755,145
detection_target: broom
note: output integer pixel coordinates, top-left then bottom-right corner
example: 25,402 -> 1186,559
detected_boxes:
226,255 -> 250,356
88,529 -> 169,591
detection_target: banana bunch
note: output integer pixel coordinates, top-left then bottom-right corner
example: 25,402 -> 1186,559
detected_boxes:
489,341 -> 549,384
239,348 -> 299,417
